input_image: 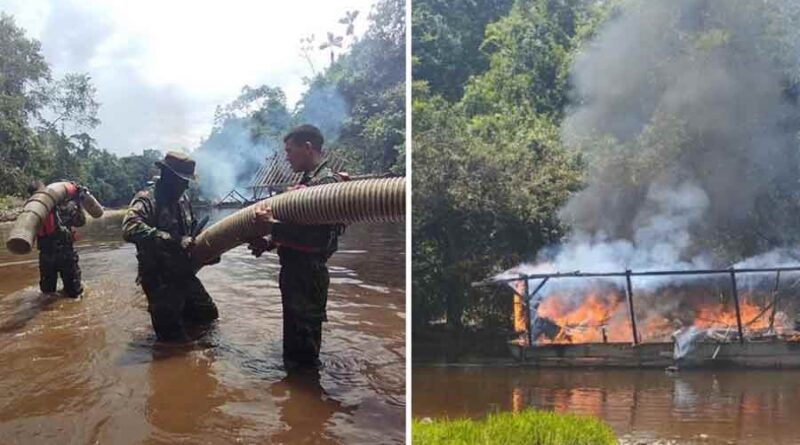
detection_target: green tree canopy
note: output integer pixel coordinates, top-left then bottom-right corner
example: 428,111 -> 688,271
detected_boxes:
413,0 -> 613,333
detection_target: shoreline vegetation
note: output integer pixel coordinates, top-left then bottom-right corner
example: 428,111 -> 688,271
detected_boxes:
412,410 -> 617,445
0,196 -> 23,223
1,0 -> 404,213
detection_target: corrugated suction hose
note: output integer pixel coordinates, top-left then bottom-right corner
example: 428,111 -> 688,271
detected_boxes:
82,191 -> 104,219
5,182 -> 105,254
192,177 -> 405,267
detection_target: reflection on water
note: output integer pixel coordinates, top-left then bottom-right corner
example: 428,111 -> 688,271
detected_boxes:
413,366 -> 800,444
0,210 -> 405,444
269,370 -> 355,444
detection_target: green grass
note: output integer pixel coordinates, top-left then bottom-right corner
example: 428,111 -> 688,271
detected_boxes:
412,409 -> 618,445
0,195 -> 16,210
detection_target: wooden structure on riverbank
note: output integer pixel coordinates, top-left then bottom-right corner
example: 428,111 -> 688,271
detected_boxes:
246,153 -> 347,200
213,152 -> 397,208
209,153 -> 346,208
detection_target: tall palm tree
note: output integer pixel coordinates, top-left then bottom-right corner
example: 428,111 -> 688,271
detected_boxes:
319,32 -> 343,66
339,10 -> 359,37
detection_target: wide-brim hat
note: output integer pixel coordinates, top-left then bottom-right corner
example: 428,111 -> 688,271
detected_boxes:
155,151 -> 196,181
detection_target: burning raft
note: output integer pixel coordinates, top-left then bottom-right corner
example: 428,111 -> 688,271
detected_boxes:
479,267 -> 800,369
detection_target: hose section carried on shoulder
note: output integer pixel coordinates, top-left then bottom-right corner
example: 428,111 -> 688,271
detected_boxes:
6,182 -> 104,254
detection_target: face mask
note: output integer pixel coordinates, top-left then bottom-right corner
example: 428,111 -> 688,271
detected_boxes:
158,170 -> 188,201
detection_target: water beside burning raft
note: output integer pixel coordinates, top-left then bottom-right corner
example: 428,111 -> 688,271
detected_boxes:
0,210 -> 405,444
413,366 -> 800,445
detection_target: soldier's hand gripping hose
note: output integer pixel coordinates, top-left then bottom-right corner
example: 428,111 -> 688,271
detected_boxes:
71,183 -> 103,219
246,203 -> 276,258
151,230 -> 192,276
180,235 -> 195,252
72,185 -> 85,203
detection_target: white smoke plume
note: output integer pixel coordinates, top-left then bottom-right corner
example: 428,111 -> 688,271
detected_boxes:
191,85 -> 349,200
498,2 -> 800,338
504,0 -> 800,285
192,119 -> 276,199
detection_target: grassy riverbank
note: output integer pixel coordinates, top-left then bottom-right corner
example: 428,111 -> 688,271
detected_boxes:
412,410 -> 617,445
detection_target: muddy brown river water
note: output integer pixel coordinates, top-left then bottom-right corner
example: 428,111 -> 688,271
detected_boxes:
0,210 -> 405,444
413,366 -> 800,445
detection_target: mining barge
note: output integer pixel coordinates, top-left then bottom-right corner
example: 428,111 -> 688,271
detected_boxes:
508,340 -> 800,369
477,265 -> 800,369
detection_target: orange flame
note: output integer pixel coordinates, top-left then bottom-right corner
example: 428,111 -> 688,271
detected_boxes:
512,281 -> 529,346
693,300 -> 768,330
523,286 -> 786,345
536,291 -> 631,343
513,281 -> 528,332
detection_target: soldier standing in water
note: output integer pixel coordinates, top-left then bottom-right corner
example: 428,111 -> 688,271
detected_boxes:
29,180 -> 86,299
248,125 -> 346,369
123,152 -> 219,342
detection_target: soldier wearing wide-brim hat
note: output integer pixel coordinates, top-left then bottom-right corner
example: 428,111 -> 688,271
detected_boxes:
154,151 -> 197,182
122,151 -> 219,342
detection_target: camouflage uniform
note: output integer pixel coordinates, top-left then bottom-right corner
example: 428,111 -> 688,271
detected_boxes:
37,200 -> 86,298
273,160 -> 345,367
122,186 -> 218,341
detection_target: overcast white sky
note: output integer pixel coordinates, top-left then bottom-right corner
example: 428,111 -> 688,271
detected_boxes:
0,0 -> 376,155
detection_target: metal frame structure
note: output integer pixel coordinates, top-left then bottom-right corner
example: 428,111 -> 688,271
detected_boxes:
217,189 -> 250,205
473,266 -> 800,346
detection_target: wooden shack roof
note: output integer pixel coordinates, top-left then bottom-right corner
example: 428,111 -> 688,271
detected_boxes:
248,152 -> 346,189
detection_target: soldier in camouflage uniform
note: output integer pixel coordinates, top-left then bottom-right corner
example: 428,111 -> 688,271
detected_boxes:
29,180 -> 86,299
122,152 -> 219,342
248,125 -> 345,369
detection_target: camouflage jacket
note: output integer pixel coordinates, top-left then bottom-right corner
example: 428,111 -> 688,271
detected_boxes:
37,200 -> 86,253
273,159 -> 346,261
122,185 -> 195,278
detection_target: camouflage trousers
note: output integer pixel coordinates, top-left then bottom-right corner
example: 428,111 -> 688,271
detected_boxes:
140,274 -> 219,342
279,255 -> 330,368
39,248 -> 82,298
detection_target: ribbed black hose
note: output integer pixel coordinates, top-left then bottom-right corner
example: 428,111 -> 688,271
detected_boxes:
6,182 -> 104,254
192,177 -> 405,267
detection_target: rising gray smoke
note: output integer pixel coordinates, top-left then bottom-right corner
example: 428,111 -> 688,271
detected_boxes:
191,85 -> 348,199
533,0 -> 800,282
294,84 -> 349,143
192,119 -> 275,199
495,1 -> 800,332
